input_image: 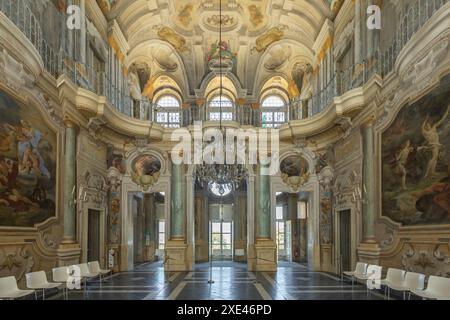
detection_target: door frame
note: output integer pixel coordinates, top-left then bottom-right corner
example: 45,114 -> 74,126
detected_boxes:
209,220 -> 234,261
86,209 -> 102,263
81,207 -> 106,265
333,207 -> 357,274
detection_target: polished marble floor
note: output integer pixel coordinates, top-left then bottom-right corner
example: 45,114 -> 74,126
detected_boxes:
46,261 -> 388,300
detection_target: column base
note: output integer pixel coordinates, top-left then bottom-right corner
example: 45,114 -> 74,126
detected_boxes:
234,240 -> 247,262
118,244 -> 129,272
320,244 -> 333,273
248,240 -> 277,272
144,243 -> 156,262
357,241 -> 381,265
165,240 -> 193,272
195,240 -> 209,263
56,243 -> 81,266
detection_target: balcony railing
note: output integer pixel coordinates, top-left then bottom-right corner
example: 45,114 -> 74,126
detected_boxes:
0,0 -> 59,75
1,0 -> 448,128
379,0 -> 449,76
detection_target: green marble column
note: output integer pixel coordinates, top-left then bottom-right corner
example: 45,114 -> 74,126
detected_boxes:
361,120 -> 376,241
144,194 -> 155,243
257,164 -> 271,239
170,162 -> 185,239
63,120 -> 77,243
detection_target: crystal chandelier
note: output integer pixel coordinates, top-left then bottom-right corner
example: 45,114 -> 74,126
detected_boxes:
194,0 -> 248,192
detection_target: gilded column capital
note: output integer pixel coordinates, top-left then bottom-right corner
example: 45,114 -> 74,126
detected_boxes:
360,115 -> 376,130
63,117 -> 79,130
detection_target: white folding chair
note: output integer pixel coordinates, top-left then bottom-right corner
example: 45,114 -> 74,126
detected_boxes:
380,268 -> 406,299
26,271 -> 62,300
88,261 -> 111,282
343,262 -> 368,287
76,263 -> 99,296
412,276 -> 450,300
354,264 -> 383,298
52,266 -> 71,300
400,272 -> 426,300
0,276 -> 35,300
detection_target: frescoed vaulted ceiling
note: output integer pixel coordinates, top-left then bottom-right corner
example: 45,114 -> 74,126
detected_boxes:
98,0 -> 332,100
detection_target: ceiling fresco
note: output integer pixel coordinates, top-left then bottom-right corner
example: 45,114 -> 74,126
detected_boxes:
99,0 -> 331,99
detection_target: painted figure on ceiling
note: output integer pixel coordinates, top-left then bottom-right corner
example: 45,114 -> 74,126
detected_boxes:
178,4 -> 194,27
248,5 -> 264,27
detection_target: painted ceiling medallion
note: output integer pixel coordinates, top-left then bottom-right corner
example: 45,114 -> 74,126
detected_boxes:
154,48 -> 179,72
248,4 -> 264,27
156,26 -> 189,53
252,26 -> 287,53
264,45 -> 292,71
207,14 -> 236,27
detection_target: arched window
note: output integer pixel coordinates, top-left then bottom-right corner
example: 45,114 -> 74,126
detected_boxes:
261,95 -> 287,128
155,95 -> 181,128
208,95 -> 234,121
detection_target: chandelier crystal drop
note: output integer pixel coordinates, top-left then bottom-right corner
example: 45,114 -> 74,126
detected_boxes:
195,163 -> 248,191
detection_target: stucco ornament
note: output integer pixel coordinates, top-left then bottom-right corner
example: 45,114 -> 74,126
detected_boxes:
280,155 -> 310,192
281,172 -> 310,192
130,154 -> 162,191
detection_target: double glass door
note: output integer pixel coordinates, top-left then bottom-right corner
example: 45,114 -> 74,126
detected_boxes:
210,221 -> 233,261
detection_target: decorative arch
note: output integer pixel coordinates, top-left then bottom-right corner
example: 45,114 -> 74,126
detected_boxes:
197,72 -> 247,100
127,40 -> 190,97
253,39 -> 315,96
259,75 -> 290,103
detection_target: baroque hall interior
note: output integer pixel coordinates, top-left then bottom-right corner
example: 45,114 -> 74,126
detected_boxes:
0,0 -> 449,301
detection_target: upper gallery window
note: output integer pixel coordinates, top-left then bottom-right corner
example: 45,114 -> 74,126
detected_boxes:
261,95 -> 286,128
209,95 -> 234,121
155,95 -> 181,128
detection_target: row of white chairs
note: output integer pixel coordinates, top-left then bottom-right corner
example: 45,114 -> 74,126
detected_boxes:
344,262 -> 450,300
0,261 -> 111,300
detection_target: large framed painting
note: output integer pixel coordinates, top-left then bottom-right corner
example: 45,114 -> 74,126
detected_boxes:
0,90 -> 57,227
382,76 -> 450,225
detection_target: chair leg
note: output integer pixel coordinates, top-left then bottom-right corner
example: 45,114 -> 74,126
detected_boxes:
42,289 -> 45,300
34,291 -> 38,300
387,287 -> 390,300
403,291 -> 406,300
408,292 -> 411,300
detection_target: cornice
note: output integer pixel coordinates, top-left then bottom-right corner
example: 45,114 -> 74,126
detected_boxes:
86,0 -> 108,39
108,19 -> 130,63
280,75 -> 382,140
0,14 -> 44,78
313,19 -> 334,63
